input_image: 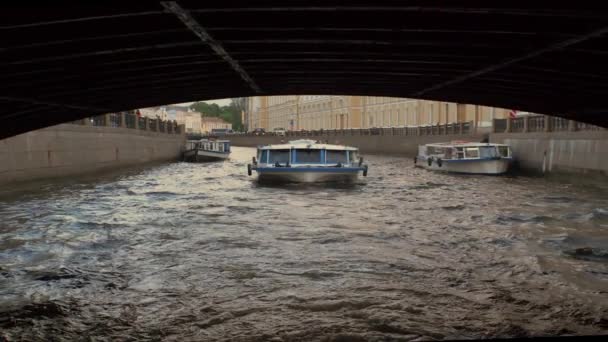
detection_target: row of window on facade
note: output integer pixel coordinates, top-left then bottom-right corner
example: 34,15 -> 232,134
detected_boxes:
264,107 -> 505,130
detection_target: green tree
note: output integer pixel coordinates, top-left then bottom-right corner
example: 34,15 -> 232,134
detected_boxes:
190,102 -> 221,117
189,99 -> 245,131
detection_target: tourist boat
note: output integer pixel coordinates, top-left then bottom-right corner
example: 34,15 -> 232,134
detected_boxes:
415,141 -> 512,174
184,139 -> 231,162
247,139 -> 368,182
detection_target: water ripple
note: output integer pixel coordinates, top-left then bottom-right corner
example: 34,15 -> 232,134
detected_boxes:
0,147 -> 607,341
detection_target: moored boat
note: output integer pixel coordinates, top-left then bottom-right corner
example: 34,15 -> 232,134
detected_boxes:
247,139 -> 368,183
415,141 -> 512,174
184,139 -> 231,162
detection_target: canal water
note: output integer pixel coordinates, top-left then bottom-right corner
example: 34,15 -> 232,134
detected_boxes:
1,147 -> 607,341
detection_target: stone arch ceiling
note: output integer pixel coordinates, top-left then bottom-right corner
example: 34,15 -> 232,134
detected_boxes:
2,1 -> 608,138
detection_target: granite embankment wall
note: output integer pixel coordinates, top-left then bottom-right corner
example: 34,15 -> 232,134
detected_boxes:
0,123 -> 186,185
491,130 -> 608,177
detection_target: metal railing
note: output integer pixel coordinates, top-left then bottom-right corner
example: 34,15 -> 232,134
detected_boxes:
493,115 -> 605,133
108,113 -> 122,128
575,121 -> 604,131
68,113 -> 183,135
92,116 -> 106,126
138,117 -> 146,130
510,117 -> 524,133
149,119 -> 157,132
528,115 -> 545,132
125,113 -> 137,129
222,121 -> 474,138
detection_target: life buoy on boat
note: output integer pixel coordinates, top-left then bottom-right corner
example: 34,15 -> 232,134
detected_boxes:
437,158 -> 443,167
427,157 -> 433,166
247,164 -> 252,176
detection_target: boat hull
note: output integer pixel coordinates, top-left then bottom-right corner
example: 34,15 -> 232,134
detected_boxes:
254,167 -> 363,183
194,150 -> 230,162
417,157 -> 510,175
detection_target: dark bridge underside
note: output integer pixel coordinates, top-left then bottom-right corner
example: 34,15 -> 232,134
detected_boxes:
2,1 -> 608,138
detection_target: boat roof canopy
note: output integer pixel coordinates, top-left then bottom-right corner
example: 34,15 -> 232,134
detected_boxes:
258,139 -> 358,151
199,139 -> 230,143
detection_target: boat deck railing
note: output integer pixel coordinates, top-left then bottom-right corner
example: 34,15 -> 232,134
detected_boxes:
70,113 -> 184,135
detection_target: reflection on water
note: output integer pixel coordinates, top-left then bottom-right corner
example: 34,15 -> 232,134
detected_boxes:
1,147 -> 607,341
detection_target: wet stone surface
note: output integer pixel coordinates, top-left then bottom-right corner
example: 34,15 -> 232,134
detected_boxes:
0,147 -> 607,341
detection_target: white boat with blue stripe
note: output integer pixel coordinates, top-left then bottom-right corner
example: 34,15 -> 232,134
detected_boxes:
247,139 -> 368,183
415,141 -> 513,175
184,139 -> 231,162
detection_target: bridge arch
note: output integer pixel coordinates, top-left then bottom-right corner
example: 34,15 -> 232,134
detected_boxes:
2,2 -> 608,138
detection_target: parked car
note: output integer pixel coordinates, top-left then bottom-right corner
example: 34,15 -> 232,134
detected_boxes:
252,128 -> 266,136
273,127 -> 286,136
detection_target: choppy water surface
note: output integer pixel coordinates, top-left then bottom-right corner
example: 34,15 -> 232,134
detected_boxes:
1,147 -> 607,341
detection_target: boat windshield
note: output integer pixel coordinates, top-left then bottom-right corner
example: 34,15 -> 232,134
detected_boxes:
479,146 -> 499,158
348,151 -> 358,163
269,150 -> 290,164
295,149 -> 321,163
259,150 -> 268,163
326,150 -> 347,163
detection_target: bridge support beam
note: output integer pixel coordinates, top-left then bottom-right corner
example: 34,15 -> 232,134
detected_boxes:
160,1 -> 261,94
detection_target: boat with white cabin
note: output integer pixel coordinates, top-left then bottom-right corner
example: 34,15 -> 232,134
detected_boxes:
247,139 -> 368,183
415,141 -> 512,174
184,139 -> 231,162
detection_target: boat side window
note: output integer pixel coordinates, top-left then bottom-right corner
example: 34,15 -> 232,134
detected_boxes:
497,146 -> 510,157
269,149 -> 290,164
294,149 -> 321,163
465,147 -> 479,158
479,146 -> 498,158
444,148 -> 453,159
260,150 -> 269,163
326,150 -> 347,163
456,147 -> 464,159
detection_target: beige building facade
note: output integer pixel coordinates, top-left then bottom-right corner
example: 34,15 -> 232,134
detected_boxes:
247,96 -> 513,131
175,111 -> 202,134
201,117 -> 232,134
